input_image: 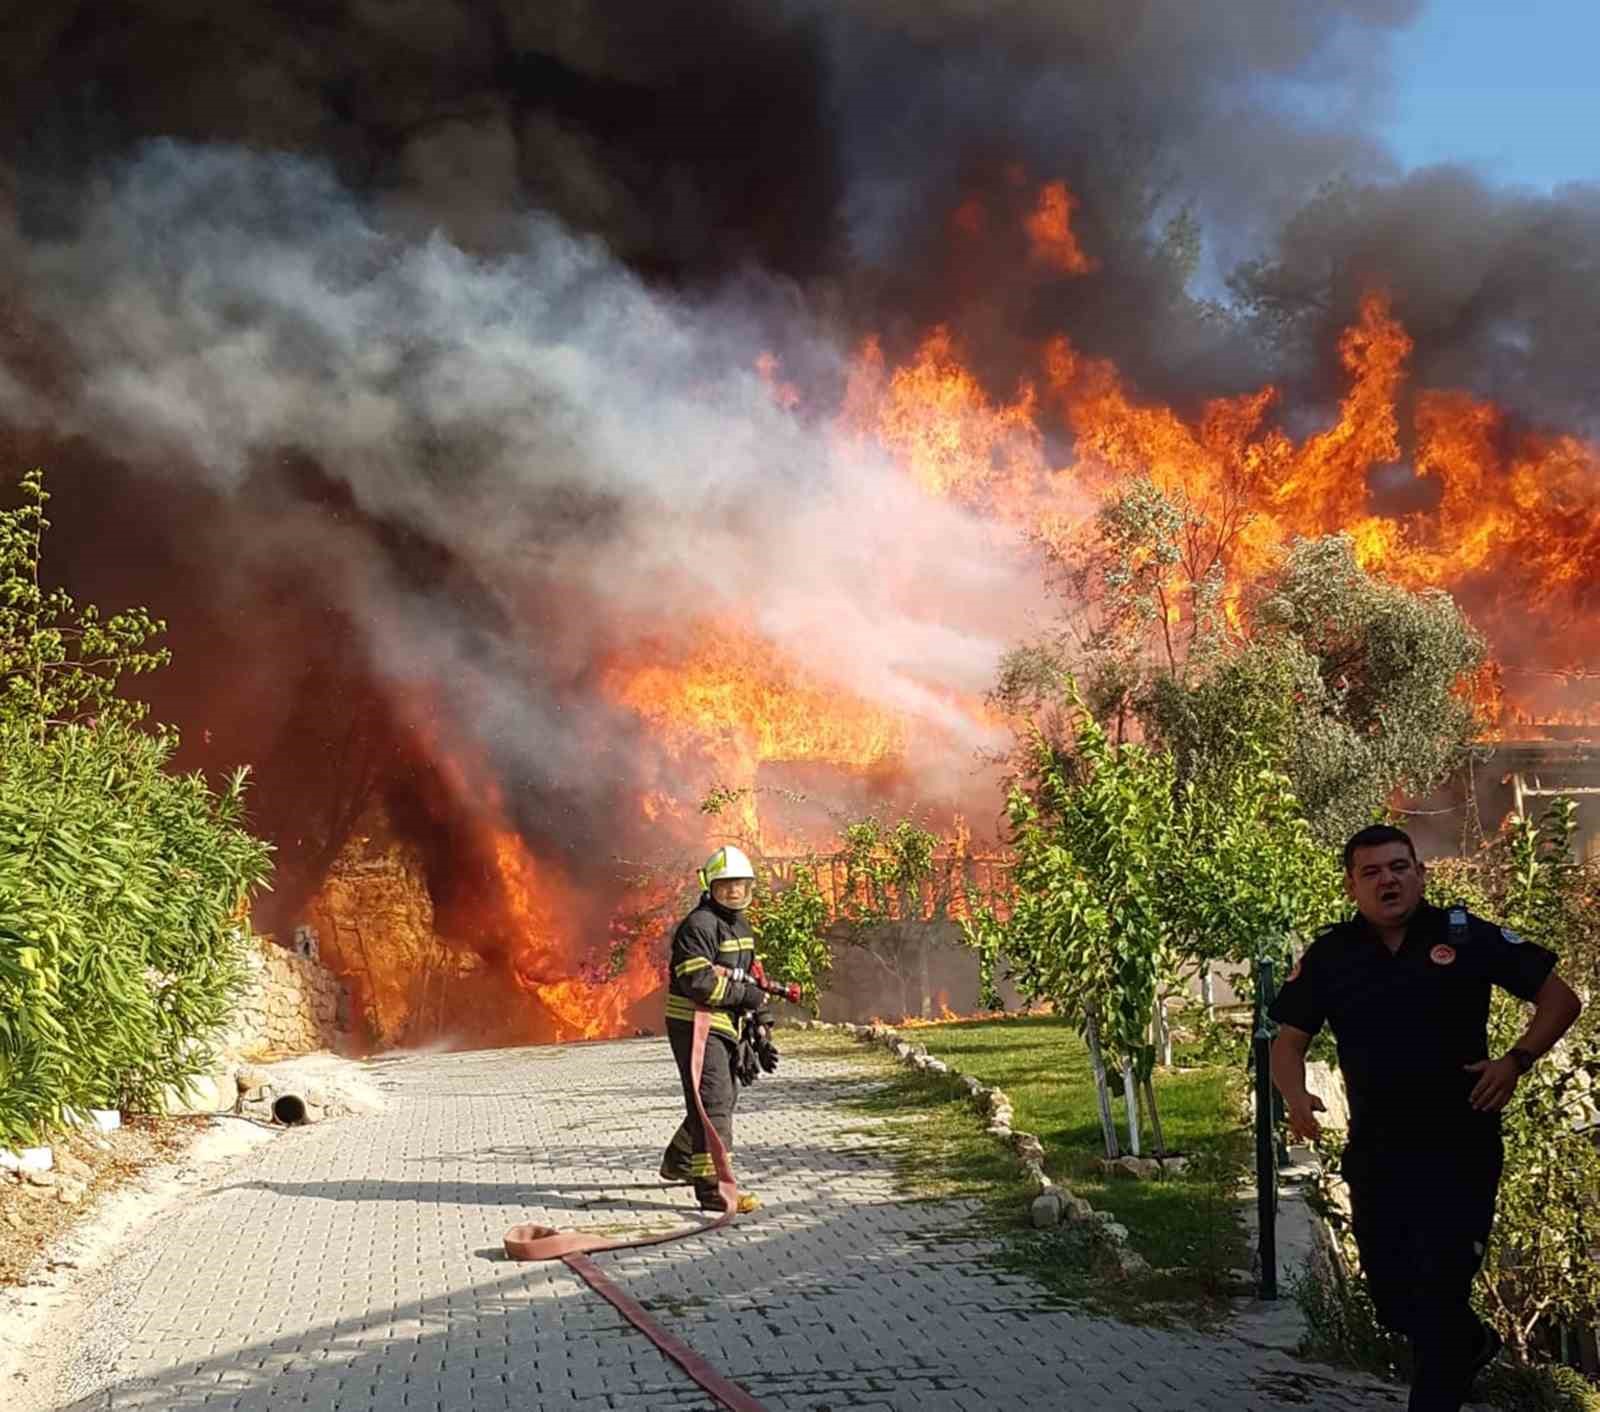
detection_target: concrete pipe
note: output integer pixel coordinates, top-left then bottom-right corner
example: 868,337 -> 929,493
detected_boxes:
272,1093 -> 309,1125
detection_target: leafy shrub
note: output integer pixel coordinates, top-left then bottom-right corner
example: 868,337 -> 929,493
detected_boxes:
0,470 -> 273,1144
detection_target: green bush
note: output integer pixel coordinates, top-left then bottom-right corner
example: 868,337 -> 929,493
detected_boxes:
0,722 -> 273,1143
0,470 -> 273,1145
1432,805 -> 1600,1365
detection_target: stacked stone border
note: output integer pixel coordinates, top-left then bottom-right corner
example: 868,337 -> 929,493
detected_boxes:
790,1019 -> 1152,1279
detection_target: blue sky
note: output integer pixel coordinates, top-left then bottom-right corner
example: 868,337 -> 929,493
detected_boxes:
1385,0 -> 1600,189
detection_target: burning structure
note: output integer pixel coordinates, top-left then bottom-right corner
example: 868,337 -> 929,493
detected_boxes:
1,4 -> 1598,1046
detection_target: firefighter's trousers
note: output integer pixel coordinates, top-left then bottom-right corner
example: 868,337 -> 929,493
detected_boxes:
1344,1133 -> 1503,1412
663,1021 -> 739,1207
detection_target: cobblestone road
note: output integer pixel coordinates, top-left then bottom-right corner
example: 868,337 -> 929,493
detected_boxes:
45,1037 -> 1417,1410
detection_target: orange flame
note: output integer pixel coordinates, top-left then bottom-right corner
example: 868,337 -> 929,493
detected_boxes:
1025,180 -> 1096,275
847,283 -> 1600,731
605,625 -> 906,775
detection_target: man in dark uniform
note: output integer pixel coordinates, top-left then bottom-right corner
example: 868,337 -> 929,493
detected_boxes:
660,845 -> 799,1213
1270,824 -> 1582,1412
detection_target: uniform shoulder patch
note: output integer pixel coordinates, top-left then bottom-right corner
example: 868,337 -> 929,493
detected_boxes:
1430,943 -> 1457,966
1501,927 -> 1525,946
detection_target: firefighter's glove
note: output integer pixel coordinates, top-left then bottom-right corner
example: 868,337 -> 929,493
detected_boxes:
780,982 -> 802,1006
734,1035 -> 762,1087
754,1020 -> 781,1075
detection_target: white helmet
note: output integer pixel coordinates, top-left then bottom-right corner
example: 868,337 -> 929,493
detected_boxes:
699,845 -> 756,892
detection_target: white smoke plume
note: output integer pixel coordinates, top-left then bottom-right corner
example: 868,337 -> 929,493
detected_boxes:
4,143 -> 1039,810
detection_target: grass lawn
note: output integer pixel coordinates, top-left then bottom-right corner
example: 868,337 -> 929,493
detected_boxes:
783,1016 -> 1252,1319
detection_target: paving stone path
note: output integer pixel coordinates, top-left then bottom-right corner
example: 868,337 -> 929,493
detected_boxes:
42,1037 -> 1415,1410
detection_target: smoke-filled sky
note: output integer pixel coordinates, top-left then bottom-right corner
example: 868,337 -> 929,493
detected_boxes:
1,1 -> 1597,918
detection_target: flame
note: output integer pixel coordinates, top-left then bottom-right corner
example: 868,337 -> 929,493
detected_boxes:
1025,180 -> 1096,275
606,625 -> 906,776
309,178 -> 1600,1053
847,283 -> 1600,732
841,327 -> 1050,507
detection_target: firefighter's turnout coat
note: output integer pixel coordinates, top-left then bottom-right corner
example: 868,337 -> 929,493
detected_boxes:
662,894 -> 760,1199
665,895 -> 760,1042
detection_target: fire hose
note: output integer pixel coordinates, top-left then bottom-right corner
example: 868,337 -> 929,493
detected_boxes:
502,974 -> 800,1412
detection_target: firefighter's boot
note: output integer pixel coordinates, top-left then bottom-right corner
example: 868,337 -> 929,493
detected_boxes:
659,1125 -> 695,1186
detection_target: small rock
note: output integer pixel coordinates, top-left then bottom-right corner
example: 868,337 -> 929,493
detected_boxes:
57,1153 -> 92,1181
25,1169 -> 58,1188
1112,1248 -> 1152,1280
1099,1221 -> 1130,1243
959,1075 -> 983,1095
1011,1133 -> 1045,1163
1030,1191 -> 1064,1229
1063,1196 -> 1095,1223
3,1209 -> 24,1229
924,1059 -> 949,1075
1158,1155 -> 1189,1177
56,1178 -> 87,1205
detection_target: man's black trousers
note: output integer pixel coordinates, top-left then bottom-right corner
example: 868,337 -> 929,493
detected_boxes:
663,1022 -> 739,1206
1343,1134 -> 1502,1412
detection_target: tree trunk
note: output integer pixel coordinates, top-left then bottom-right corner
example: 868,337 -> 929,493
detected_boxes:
1084,1011 -> 1120,1160
1122,1058 -> 1142,1157
1200,965 -> 1215,1017
1142,1075 -> 1167,1157
1155,997 -> 1173,1068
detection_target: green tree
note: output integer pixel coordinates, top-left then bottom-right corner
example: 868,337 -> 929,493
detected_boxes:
969,676 -> 1342,1159
0,468 -> 169,739
966,683 -> 1179,1158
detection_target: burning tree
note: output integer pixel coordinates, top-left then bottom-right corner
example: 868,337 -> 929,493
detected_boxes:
1007,476 -> 1487,845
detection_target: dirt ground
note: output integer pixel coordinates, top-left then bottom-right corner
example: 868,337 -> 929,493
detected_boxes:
0,1117 -> 211,1289
1,1113 -> 279,1410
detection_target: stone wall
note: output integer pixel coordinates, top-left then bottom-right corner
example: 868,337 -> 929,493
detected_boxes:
220,931 -> 345,1058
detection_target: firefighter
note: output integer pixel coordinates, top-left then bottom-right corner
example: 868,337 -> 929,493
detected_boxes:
660,845 -> 798,1213
1270,824 -> 1582,1412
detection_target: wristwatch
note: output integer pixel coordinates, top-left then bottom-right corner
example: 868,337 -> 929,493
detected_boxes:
1508,1047 -> 1536,1074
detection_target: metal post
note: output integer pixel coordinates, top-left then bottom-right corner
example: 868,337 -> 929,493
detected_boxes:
1254,955 -> 1278,1300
